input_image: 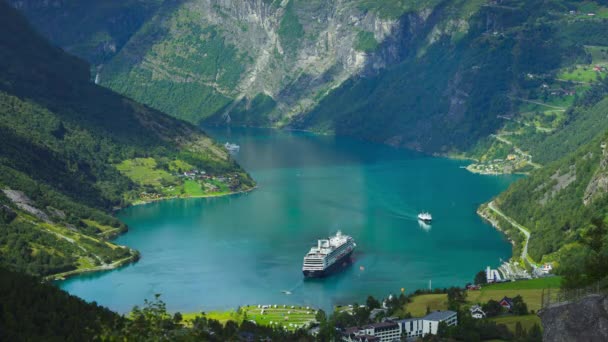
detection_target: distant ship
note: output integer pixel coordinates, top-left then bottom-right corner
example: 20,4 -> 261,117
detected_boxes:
224,142 -> 240,153
302,231 -> 356,278
417,212 -> 432,223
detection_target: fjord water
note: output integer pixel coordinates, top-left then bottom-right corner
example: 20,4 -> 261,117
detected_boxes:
59,128 -> 517,313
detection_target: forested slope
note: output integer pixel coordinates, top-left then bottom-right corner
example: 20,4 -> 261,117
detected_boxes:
12,0 -> 608,153
0,1 -> 253,278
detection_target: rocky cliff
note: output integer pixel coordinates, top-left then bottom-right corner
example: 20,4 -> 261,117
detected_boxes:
9,0 -> 485,143
540,294 -> 608,342
11,0 -> 599,153
99,0 -> 429,125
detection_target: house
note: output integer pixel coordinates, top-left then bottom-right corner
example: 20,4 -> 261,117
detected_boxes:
399,318 -> 425,339
342,322 -> 400,342
469,305 -> 486,319
348,335 -> 380,342
541,263 -> 553,274
350,335 -> 380,342
499,296 -> 514,311
344,311 -> 458,342
466,284 -> 481,291
397,310 -> 458,339
422,310 -> 458,335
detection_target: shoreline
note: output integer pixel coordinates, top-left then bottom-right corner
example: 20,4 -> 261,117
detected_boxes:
51,186 -> 257,281
477,204 -> 517,249
125,185 -> 258,208
45,251 -> 139,282
465,164 -> 531,176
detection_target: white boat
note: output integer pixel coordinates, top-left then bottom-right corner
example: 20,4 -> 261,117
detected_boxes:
302,231 -> 356,278
417,212 -> 432,222
224,142 -> 240,153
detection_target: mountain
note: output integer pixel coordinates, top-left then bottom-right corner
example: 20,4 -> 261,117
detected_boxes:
12,0 -> 608,153
8,0 -> 608,284
481,82 -> 608,287
0,1 -> 253,278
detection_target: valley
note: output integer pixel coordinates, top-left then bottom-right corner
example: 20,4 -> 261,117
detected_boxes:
4,0 -> 608,340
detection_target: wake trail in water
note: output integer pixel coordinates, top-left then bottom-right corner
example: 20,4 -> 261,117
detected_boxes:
282,279 -> 304,295
373,191 -> 420,221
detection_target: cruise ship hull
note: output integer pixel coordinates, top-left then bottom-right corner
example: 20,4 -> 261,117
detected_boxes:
303,251 -> 353,278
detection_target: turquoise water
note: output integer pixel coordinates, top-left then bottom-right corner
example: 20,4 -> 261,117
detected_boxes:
59,128 -> 518,313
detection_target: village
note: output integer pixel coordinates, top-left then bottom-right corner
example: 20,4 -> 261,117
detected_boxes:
138,168 -> 245,202
195,274 -> 554,342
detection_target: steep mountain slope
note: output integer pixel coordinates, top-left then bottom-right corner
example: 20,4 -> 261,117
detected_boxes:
10,0 -> 492,150
485,90 -> 608,287
13,0 -> 608,153
0,1 -> 253,278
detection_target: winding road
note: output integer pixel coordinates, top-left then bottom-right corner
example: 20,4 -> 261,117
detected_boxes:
487,201 -> 536,267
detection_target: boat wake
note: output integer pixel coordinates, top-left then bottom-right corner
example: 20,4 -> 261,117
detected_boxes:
283,280 -> 303,294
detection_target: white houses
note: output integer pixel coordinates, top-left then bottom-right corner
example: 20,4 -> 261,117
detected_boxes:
469,305 -> 486,319
398,317 -> 425,339
343,310 -> 458,342
342,322 -> 401,342
420,310 -> 458,335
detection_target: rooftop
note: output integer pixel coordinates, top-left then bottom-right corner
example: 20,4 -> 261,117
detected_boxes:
362,321 -> 399,330
423,310 -> 457,321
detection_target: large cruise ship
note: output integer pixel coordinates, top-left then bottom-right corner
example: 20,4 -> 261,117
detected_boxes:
302,231 -> 356,278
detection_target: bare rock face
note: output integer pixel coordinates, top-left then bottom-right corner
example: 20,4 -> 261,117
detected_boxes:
2,189 -> 51,223
584,142 -> 608,205
540,295 -> 608,342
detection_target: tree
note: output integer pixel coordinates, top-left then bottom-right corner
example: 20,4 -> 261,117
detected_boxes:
366,295 -> 381,310
482,300 -> 503,317
173,312 -> 182,324
447,287 -> 467,310
475,270 -> 487,285
437,321 -> 449,337
315,309 -> 327,323
511,295 -> 528,315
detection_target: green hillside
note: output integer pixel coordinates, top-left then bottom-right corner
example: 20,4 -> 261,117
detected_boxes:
10,0 -> 608,154
0,1 -> 253,278
494,99 -> 608,286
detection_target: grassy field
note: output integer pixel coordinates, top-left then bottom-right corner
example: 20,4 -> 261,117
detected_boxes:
116,158 -> 176,187
483,277 -> 561,290
406,294 -> 448,317
467,289 -> 545,312
403,278 -> 560,317
490,314 -> 541,332
182,310 -> 242,325
586,45 -> 608,63
182,305 -> 317,331
116,157 -> 235,202
182,179 -> 206,196
465,277 -> 561,311
558,65 -> 602,83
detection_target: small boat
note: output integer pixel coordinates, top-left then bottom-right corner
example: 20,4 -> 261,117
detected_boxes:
224,142 -> 240,153
417,212 -> 432,223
